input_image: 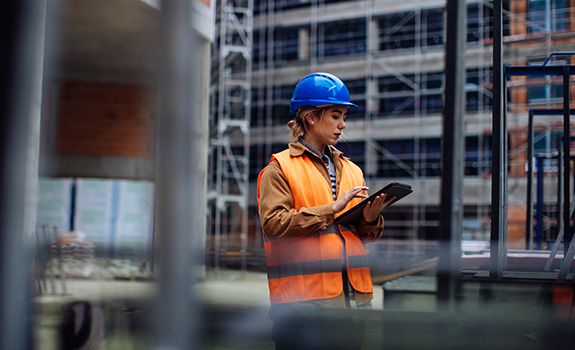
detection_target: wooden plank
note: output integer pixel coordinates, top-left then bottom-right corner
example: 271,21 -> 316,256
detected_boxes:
372,257 -> 439,284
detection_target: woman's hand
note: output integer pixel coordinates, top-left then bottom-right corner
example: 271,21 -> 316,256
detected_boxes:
362,193 -> 396,224
333,186 -> 369,213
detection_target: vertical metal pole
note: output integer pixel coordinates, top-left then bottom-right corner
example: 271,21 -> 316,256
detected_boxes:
153,0 -> 202,348
310,0 -> 318,71
242,0 -> 254,272
558,68 -> 575,280
214,0 -> 227,269
490,0 -> 507,279
0,1 -> 47,349
526,111 -> 534,250
563,67 -> 571,254
535,156 -> 544,250
557,137 -> 563,249
437,0 -> 465,309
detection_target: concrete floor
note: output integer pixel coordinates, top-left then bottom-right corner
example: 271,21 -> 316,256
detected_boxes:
34,269 -> 268,349
35,269 -> 385,349
33,267 -> 575,350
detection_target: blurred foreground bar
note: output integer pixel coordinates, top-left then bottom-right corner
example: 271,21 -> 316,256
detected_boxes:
0,1 -> 48,350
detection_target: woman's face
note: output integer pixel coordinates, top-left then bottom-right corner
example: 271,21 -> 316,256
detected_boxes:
306,105 -> 348,148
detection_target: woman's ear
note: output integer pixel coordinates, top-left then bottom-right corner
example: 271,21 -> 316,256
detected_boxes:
303,110 -> 314,125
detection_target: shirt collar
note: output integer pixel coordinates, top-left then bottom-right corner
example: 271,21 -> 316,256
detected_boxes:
289,137 -> 344,160
298,136 -> 329,159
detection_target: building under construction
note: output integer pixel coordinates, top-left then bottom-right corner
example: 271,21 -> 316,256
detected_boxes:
208,0 -> 575,271
3,0 -> 575,349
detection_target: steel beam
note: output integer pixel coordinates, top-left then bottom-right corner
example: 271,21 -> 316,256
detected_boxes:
558,66 -> 574,281
490,0 -> 508,279
526,110 -> 534,250
505,65 -> 575,77
437,0 -> 465,309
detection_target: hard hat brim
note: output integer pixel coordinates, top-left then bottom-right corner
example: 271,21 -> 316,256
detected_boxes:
290,99 -> 358,113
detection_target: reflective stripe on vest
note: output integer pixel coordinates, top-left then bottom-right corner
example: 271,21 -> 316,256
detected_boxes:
258,149 -> 374,304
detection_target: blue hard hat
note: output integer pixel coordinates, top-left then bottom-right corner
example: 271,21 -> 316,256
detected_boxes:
290,72 -> 357,113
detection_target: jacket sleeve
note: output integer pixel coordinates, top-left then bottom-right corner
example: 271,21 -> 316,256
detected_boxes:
258,160 -> 334,242
356,214 -> 384,243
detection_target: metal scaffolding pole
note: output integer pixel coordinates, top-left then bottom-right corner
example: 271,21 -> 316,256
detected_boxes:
209,0 -> 253,269
505,54 -> 575,281
153,0 -> 206,347
490,0 -> 508,279
526,110 -> 535,250
437,0 -> 466,309
0,1 -> 47,349
557,65 -> 573,281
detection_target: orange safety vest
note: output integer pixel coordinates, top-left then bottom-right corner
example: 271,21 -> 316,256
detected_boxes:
257,149 -> 374,304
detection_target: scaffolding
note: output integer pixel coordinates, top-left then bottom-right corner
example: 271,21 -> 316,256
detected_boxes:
307,0 -> 500,240
208,0 -> 254,269
503,57 -> 575,280
211,0 -> 575,262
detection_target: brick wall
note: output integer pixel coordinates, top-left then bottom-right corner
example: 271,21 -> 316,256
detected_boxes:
56,81 -> 155,157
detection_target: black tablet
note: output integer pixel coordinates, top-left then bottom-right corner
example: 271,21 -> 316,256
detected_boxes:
334,182 -> 413,225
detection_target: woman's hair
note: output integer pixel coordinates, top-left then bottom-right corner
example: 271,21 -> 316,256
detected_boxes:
287,106 -> 324,141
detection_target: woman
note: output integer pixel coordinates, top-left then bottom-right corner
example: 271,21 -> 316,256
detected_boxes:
257,72 -> 394,350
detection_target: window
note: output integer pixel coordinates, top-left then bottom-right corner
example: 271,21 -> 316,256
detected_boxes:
249,143 -> 286,181
378,74 -> 419,117
532,130 -> 563,173
421,138 -> 442,177
375,136 -> 492,178
253,29 -> 267,66
423,8 -> 444,47
338,141 -> 366,170
345,78 -> 366,95
378,74 -> 417,117
378,73 -> 443,117
379,12 -> 416,51
465,136 -> 491,176
528,0 -> 569,33
467,2 -> 511,43
527,82 -> 564,104
377,68 -> 493,118
424,72 -> 444,114
319,19 -> 367,58
376,139 -> 416,177
467,3 -> 482,42
274,27 -> 299,63
379,8 -> 445,51
250,84 -> 293,128
379,95 -> 416,117
255,0 -> 310,14
347,99 -> 366,119
466,68 -> 493,111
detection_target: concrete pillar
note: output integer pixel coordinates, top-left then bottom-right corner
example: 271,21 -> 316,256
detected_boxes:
299,27 -> 310,60
367,16 -> 380,53
365,78 -> 380,177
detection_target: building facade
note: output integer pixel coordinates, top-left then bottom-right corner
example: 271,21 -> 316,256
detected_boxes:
210,0 -> 575,260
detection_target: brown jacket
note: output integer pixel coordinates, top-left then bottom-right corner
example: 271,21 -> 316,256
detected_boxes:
258,141 -> 384,306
